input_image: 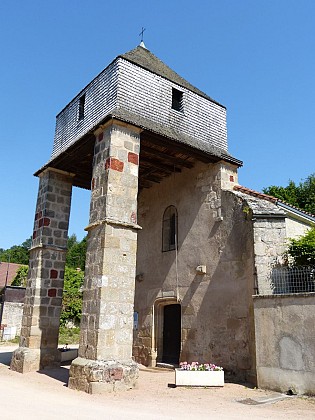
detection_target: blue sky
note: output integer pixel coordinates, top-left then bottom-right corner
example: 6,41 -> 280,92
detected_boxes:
1,0 -> 314,249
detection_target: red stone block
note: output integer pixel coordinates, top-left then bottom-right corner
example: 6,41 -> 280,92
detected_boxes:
98,132 -> 103,142
110,368 -> 123,380
33,230 -> 37,239
48,288 -> 57,297
50,269 -> 58,279
229,175 -> 234,182
105,158 -> 124,172
131,211 -> 137,224
128,152 -> 139,165
43,217 -> 50,226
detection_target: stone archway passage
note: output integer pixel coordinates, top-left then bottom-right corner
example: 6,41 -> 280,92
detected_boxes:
162,304 -> 181,364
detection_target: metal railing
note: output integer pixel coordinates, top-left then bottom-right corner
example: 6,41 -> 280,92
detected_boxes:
265,265 -> 315,295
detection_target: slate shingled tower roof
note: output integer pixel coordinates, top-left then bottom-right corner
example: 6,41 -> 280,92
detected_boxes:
35,44 -> 242,187
119,46 -> 222,105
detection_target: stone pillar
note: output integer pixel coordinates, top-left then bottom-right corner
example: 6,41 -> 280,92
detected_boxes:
69,120 -> 141,393
11,168 -> 73,373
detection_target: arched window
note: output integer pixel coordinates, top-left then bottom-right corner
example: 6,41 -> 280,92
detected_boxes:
162,206 -> 178,252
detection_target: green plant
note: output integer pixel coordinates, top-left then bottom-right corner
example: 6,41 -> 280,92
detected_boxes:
11,265 -> 29,287
58,325 -> 80,345
66,235 -> 87,271
263,173 -> 315,215
287,227 -> 315,266
60,267 -> 84,326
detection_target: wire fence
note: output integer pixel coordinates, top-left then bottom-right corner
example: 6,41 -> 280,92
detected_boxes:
263,265 -> 315,295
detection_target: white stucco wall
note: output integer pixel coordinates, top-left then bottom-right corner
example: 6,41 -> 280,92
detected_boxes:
254,294 -> 315,395
1,302 -> 24,336
285,216 -> 312,240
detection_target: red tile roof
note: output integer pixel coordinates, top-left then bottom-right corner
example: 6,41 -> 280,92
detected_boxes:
234,185 -> 277,203
234,185 -> 315,219
0,262 -> 24,289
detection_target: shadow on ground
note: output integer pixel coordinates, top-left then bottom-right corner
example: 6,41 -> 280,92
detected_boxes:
0,351 -> 14,366
38,367 -> 70,386
0,347 -> 70,386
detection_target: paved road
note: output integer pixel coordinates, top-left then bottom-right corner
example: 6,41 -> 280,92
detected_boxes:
0,346 -> 314,419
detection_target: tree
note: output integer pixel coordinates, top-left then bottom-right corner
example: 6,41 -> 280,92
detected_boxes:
66,235 -> 87,270
287,227 -> 315,266
11,266 -> 29,287
60,267 -> 84,326
11,264 -> 84,325
0,245 -> 30,265
263,173 -> 315,215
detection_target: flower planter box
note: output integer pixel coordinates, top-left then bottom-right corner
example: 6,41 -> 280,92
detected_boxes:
59,348 -> 78,362
175,369 -> 224,387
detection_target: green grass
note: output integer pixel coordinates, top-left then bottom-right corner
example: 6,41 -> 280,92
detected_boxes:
0,336 -> 20,345
58,326 -> 80,345
0,326 -> 80,346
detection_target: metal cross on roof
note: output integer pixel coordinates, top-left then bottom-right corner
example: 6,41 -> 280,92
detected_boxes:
139,27 -> 146,42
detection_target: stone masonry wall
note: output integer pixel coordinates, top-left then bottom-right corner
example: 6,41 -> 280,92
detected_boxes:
69,120 -> 140,393
253,218 -> 287,295
11,169 -> 73,372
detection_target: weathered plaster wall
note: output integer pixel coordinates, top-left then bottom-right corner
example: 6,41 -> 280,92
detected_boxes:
285,216 -> 312,240
134,162 -> 256,382
1,302 -> 23,335
254,294 -> 315,395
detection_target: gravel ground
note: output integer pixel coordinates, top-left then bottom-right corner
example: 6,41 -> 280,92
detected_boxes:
0,345 -> 314,420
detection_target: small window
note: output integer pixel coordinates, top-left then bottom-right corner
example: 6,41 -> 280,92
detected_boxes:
162,206 -> 178,252
78,94 -> 85,120
172,88 -> 183,111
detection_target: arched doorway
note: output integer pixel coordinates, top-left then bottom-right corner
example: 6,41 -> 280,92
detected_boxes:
162,303 -> 181,364
153,298 -> 182,366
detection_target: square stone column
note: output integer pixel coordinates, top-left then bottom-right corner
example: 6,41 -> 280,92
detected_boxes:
11,168 -> 73,373
69,120 -> 141,393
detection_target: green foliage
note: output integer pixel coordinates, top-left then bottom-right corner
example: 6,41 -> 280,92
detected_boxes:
0,236 -> 31,265
0,234 -> 86,327
11,265 -> 29,287
60,266 -> 84,326
66,234 -> 87,270
58,325 -> 80,345
9,263 -> 84,325
263,173 -> 315,215
21,237 -> 32,250
287,227 -> 315,266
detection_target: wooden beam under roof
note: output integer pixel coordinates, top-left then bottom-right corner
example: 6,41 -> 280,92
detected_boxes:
140,158 -> 182,174
140,144 -> 194,169
141,130 -> 220,164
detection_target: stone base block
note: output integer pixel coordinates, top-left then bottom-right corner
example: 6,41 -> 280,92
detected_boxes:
68,357 -> 139,393
10,347 -> 61,373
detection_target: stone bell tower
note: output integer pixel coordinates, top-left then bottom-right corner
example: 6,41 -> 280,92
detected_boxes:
11,43 -> 242,393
